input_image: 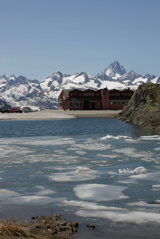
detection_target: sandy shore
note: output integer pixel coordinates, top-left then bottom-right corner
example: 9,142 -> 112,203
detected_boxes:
0,110 -> 121,120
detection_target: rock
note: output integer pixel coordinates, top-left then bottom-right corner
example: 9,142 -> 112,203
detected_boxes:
115,83 -> 160,130
86,224 -> 95,230
0,215 -> 78,239
29,214 -> 79,238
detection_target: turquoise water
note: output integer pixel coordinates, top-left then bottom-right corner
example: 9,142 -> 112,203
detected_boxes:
0,118 -> 160,238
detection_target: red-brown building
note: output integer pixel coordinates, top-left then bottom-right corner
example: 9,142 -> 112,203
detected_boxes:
58,88 -> 134,110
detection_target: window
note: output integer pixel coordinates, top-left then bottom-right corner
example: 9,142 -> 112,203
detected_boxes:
70,101 -> 82,107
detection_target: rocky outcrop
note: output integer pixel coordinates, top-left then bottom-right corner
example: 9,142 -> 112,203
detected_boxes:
0,214 -> 79,239
115,83 -> 160,129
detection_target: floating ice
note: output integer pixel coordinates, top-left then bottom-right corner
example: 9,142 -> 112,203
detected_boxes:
130,171 -> 160,181
100,135 -> 131,140
11,195 -> 54,205
34,186 -> 56,195
75,209 -> 160,224
118,168 -> 133,174
49,168 -> 98,182
128,201 -> 160,207
0,189 -> 19,198
74,167 -> 91,173
23,138 -> 76,146
152,185 -> 160,188
70,142 -> 111,151
62,200 -> 126,211
113,148 -> 157,163
0,188 -> 64,206
118,166 -> 147,175
113,148 -> 147,158
140,135 -> 160,141
133,166 -> 147,175
97,153 -> 119,158
75,150 -> 87,155
73,184 -> 128,201
152,185 -> 160,191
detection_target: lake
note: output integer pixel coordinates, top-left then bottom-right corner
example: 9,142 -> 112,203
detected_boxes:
0,118 -> 160,238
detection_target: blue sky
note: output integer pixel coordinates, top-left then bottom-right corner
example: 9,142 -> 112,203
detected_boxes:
0,0 -> 160,81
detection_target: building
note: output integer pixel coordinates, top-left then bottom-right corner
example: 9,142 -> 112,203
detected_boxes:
58,88 -> 134,110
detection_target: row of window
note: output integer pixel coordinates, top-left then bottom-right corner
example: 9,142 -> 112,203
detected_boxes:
70,92 -> 102,96
110,93 -> 132,96
70,101 -> 82,107
83,93 -> 95,96
70,100 -> 128,106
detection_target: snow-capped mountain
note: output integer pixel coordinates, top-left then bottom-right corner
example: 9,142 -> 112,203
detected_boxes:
0,74 -> 58,109
0,61 -> 159,109
40,72 -> 101,92
102,61 -> 127,78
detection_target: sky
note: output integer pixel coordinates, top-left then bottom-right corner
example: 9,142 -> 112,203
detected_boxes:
0,0 -> 160,81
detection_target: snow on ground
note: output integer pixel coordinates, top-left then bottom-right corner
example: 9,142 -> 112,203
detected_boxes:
133,77 -> 148,84
100,80 -> 126,89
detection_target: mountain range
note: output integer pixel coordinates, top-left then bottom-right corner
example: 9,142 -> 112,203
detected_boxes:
0,61 -> 160,110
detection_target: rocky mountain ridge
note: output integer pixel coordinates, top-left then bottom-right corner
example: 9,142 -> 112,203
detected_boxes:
0,62 -> 160,109
115,83 -> 160,130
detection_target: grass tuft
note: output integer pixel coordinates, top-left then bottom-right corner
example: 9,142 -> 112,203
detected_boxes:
0,221 -> 28,237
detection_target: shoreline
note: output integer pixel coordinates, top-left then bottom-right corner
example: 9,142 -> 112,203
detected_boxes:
0,214 -> 79,239
0,109 -> 121,120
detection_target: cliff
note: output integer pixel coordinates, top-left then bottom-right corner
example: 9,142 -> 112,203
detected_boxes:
115,83 -> 160,129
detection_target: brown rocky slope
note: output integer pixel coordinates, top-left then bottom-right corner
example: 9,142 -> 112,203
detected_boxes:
115,83 -> 160,130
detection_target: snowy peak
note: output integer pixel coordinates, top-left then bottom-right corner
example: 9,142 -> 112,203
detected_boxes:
40,72 -> 71,90
104,61 -> 127,78
73,72 -> 94,84
50,71 -> 70,79
119,70 -> 139,81
74,72 -> 88,78
0,61 -> 160,110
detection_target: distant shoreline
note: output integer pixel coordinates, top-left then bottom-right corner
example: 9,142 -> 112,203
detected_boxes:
0,110 -> 121,120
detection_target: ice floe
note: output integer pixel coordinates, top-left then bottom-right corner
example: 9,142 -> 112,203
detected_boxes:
152,185 -> 160,188
119,166 -> 147,175
0,188 -> 65,206
130,171 -> 160,181
140,135 -> 160,141
62,200 -> 127,211
48,167 -> 98,182
75,209 -> 160,224
128,201 -> 160,207
74,166 -> 91,173
73,184 -> 128,201
100,135 -> 131,140
34,186 -> 56,195
69,142 -> 112,151
133,166 -> 147,175
24,138 -> 76,146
